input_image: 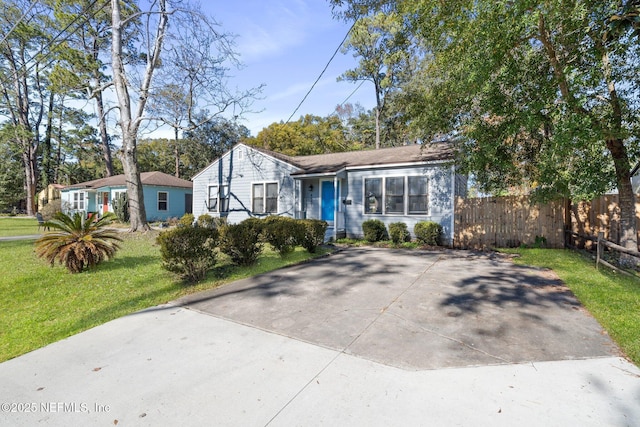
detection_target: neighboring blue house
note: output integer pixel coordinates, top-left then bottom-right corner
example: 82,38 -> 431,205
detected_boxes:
61,171 -> 193,221
192,143 -> 467,245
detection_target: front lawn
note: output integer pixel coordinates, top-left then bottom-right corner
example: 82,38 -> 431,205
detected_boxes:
0,217 -> 40,237
503,248 -> 640,366
0,232 -> 330,362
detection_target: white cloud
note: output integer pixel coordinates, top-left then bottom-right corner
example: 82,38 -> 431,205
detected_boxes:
225,1 -> 317,62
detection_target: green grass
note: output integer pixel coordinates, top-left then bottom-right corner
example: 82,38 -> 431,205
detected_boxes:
0,232 -> 330,362
0,216 -> 40,237
502,248 -> 640,365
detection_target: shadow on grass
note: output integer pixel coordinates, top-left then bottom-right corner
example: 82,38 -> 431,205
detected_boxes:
97,254 -> 160,272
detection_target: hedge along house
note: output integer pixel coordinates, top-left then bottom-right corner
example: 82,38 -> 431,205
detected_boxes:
192,143 -> 467,245
60,171 -> 193,221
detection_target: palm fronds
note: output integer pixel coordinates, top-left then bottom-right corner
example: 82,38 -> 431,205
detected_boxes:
35,212 -> 123,273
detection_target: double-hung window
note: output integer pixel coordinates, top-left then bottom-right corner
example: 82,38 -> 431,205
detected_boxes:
408,176 -> 428,214
158,192 -> 168,211
385,177 -> 405,214
364,178 -> 382,214
208,185 -> 229,213
252,182 -> 278,214
73,192 -> 85,210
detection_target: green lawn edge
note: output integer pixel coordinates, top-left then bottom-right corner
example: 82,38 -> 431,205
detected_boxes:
0,232 -> 332,363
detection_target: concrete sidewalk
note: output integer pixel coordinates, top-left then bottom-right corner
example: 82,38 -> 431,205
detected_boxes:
1,247 -> 639,426
0,306 -> 638,426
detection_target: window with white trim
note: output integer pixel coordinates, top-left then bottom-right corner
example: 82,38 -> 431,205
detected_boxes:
364,176 -> 429,215
252,182 -> 278,214
158,192 -> 168,211
364,178 -> 382,214
73,192 -> 85,210
385,177 -> 405,214
208,185 -> 229,213
408,176 -> 428,214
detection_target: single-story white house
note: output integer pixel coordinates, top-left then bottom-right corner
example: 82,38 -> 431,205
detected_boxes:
191,143 -> 467,244
61,171 -> 193,221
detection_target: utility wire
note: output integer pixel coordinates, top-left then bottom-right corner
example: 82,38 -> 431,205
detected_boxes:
0,0 -> 108,92
285,19 -> 357,123
329,79 -> 365,116
0,0 -> 41,47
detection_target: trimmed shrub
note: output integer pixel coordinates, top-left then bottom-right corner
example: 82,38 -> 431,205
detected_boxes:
362,219 -> 388,242
156,226 -> 218,283
219,218 -> 264,266
197,214 -> 227,229
179,213 -> 195,227
388,222 -> 411,244
263,216 -> 301,256
414,221 -> 443,246
297,219 -> 328,253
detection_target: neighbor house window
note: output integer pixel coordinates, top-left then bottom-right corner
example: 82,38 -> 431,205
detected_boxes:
158,192 -> 168,211
385,177 -> 405,214
364,178 -> 382,214
408,176 -> 428,214
208,185 -> 229,213
73,192 -> 85,210
252,182 -> 278,214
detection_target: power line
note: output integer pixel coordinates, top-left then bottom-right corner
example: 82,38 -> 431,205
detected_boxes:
285,19 -> 357,124
330,79 -> 366,116
0,0 -> 108,93
0,0 -> 41,47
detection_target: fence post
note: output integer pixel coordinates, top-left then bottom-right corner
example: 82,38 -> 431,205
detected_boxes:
596,231 -> 604,269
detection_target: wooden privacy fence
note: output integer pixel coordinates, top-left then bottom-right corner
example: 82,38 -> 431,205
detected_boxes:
454,196 -> 566,249
454,195 -> 640,249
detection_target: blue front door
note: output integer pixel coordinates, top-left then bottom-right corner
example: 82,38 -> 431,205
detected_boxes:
321,180 -> 336,222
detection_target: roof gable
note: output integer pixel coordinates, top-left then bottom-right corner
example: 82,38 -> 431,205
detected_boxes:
191,143 -> 302,181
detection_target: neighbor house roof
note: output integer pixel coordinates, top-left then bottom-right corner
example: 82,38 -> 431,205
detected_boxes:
249,142 -> 455,176
64,171 -> 193,190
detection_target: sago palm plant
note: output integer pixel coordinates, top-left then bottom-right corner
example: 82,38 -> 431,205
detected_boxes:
35,212 -> 123,273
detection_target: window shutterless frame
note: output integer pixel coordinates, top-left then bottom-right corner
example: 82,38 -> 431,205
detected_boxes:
158,191 -> 168,211
252,182 -> 278,214
363,175 -> 429,216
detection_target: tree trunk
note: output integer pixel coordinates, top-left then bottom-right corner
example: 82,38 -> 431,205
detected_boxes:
374,107 -> 381,150
111,0 -> 149,231
120,143 -> 148,231
110,0 -> 168,231
174,126 -> 180,177
95,89 -> 114,177
21,139 -> 37,216
607,138 -> 637,263
42,91 -> 55,188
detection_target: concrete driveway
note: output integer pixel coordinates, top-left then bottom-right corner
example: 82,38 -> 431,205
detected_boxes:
1,247 -> 639,426
178,248 -> 617,370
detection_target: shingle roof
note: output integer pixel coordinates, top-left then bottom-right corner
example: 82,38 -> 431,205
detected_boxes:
255,142 -> 454,175
64,171 -> 193,190
293,143 -> 454,174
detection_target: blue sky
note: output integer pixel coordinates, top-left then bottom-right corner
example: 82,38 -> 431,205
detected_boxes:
208,1 -> 375,136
